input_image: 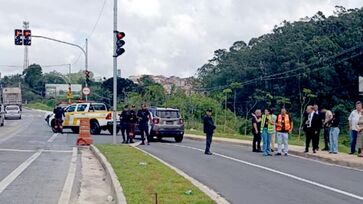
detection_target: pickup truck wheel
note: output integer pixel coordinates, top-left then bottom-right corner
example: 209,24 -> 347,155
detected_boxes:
108,126 -> 120,135
174,135 -> 183,143
90,121 -> 101,135
1,122 -> 4,127
71,127 -> 80,134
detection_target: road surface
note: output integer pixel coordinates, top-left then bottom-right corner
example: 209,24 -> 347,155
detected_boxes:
139,138 -> 363,204
0,109 -> 79,204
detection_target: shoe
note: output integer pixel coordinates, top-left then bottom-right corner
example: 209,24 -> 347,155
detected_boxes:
313,150 -> 316,154
329,152 -> 333,154
252,150 -> 258,152
284,153 -> 288,156
205,152 -> 213,155
304,150 -> 309,153
140,142 -> 145,145
122,141 -> 126,144
257,150 -> 263,153
275,153 -> 282,156
333,152 -> 338,154
271,149 -> 274,152
322,148 -> 329,151
349,152 -> 355,155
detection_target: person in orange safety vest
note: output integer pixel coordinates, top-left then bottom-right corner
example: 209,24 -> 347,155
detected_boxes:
275,107 -> 293,156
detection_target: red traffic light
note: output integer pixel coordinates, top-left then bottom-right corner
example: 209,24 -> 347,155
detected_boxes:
23,30 -> 31,37
15,29 -> 22,37
116,32 -> 125,39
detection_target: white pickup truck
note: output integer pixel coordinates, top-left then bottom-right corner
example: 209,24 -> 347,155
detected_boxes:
47,102 -> 119,135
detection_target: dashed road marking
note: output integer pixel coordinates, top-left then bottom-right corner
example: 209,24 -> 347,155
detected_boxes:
167,143 -> 363,201
48,133 -> 59,143
0,150 -> 42,194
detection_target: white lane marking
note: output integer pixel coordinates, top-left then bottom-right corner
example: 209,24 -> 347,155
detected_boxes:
48,133 -> 59,143
289,154 -> 363,172
0,148 -> 72,153
0,150 -> 42,194
0,148 -> 36,153
136,146 -> 230,204
58,147 -> 77,204
169,143 -> 363,201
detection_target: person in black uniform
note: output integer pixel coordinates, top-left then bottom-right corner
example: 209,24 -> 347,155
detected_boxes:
127,105 -> 138,144
203,108 -> 216,155
53,104 -> 65,134
137,104 -> 151,145
119,105 -> 130,144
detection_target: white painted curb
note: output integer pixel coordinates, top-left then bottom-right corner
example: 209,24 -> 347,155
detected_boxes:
90,145 -> 127,204
134,146 -> 230,204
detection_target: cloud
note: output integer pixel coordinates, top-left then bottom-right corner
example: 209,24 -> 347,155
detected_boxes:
0,0 -> 362,78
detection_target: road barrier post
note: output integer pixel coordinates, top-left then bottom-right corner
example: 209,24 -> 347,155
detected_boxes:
77,118 -> 93,145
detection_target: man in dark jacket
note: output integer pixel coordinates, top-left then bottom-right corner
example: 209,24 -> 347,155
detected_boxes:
203,108 -> 216,155
303,105 -> 321,153
119,105 -> 130,144
127,105 -> 138,144
137,104 -> 151,145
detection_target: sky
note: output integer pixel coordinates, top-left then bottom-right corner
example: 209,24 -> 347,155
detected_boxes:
0,0 -> 362,79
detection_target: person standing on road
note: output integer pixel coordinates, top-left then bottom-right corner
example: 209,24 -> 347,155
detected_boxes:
119,105 -> 130,144
356,110 -> 363,157
348,101 -> 362,155
53,104 -> 65,134
275,107 -> 293,156
261,109 -> 274,156
127,105 -> 138,144
251,109 -> 262,152
203,108 -> 216,155
303,105 -> 320,153
328,111 -> 340,154
137,104 -> 152,145
322,109 -> 333,151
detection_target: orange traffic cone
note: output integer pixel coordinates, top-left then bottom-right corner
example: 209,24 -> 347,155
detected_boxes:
77,118 -> 93,145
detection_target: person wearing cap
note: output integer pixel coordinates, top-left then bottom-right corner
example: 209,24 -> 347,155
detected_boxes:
203,108 -> 216,155
127,105 -> 138,143
137,104 -> 152,145
119,105 -> 130,144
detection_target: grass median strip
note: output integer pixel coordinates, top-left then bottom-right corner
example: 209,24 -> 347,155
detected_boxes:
96,144 -> 215,204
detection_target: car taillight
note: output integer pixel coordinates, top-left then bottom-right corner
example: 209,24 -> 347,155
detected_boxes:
179,119 -> 184,124
106,113 -> 112,120
153,118 -> 159,124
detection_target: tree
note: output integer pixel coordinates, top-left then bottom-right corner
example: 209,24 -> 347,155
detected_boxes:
230,82 -> 242,116
23,64 -> 45,95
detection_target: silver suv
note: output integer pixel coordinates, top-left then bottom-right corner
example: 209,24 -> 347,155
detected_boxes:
149,108 -> 184,142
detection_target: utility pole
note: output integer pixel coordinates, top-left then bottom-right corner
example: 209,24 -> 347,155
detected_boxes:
112,0 -> 118,144
23,21 -> 29,70
85,38 -> 89,101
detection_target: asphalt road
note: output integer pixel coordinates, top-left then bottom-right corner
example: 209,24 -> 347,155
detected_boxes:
138,137 -> 363,204
0,109 -> 79,204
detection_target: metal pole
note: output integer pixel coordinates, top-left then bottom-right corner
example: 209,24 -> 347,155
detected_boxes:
85,38 -> 88,101
112,0 -> 118,144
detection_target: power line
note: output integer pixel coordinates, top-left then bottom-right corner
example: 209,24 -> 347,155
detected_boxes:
71,0 -> 108,66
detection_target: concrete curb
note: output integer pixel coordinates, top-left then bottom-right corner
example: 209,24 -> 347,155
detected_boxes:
90,145 -> 127,204
185,134 -> 363,170
133,145 -> 231,204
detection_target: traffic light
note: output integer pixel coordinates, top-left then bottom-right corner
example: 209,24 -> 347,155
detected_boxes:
85,70 -> 90,84
115,31 -> 125,57
23,30 -> 31,46
14,29 -> 22,45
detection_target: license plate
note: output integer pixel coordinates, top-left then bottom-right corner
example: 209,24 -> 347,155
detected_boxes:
166,121 -> 173,125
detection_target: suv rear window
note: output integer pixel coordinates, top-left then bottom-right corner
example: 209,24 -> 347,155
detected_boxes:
156,110 -> 180,118
6,106 -> 19,111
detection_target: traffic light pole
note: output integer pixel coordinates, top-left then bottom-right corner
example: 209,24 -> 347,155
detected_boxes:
112,0 -> 118,144
32,35 -> 89,101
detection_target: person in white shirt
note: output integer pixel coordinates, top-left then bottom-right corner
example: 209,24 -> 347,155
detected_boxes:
348,101 -> 362,155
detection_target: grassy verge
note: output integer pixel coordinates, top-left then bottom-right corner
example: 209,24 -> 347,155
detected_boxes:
185,129 -> 350,154
25,102 -> 53,112
96,144 -> 215,204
